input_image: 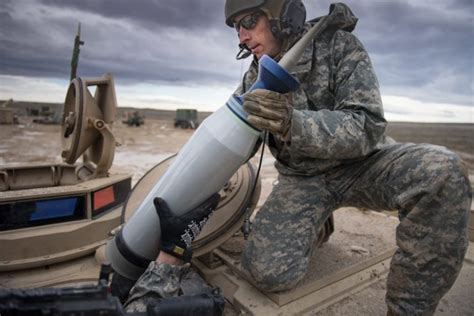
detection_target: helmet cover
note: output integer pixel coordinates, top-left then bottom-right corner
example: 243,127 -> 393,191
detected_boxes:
225,0 -> 306,37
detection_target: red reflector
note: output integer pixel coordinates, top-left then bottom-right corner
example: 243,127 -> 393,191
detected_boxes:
94,186 -> 115,211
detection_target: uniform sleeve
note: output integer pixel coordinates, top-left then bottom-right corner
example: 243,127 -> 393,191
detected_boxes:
289,30 -> 386,159
124,261 -> 189,312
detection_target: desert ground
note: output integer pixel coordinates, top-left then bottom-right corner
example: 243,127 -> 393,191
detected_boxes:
1,119 -> 473,205
1,118 -> 473,314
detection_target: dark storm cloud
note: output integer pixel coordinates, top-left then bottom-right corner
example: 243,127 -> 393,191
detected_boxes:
0,0 -> 237,85
0,0 -> 473,106
308,0 -> 473,103
41,0 -> 225,29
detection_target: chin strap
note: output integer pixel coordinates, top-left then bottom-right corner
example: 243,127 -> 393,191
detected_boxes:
236,43 -> 252,60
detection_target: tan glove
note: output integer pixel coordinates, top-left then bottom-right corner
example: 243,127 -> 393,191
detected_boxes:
243,89 -> 293,139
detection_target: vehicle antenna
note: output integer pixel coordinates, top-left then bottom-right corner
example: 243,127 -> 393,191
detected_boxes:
70,22 -> 85,81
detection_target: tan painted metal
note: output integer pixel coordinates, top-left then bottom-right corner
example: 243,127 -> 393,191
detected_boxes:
0,74 -> 133,286
0,254 -> 103,288
0,174 -> 130,271
121,155 -> 261,257
194,254 -> 393,315
61,73 -> 117,178
0,163 -> 91,192
194,208 -> 399,315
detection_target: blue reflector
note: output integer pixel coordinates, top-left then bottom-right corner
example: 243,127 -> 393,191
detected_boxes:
0,195 -> 86,231
30,198 -> 78,221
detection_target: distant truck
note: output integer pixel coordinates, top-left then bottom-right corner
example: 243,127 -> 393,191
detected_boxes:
1,99 -> 16,124
122,111 -> 144,127
30,105 -> 61,125
174,109 -> 199,129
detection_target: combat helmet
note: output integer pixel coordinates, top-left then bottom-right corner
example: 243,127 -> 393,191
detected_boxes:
225,0 -> 306,39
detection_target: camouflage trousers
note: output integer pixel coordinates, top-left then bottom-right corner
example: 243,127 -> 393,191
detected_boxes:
242,142 -> 471,315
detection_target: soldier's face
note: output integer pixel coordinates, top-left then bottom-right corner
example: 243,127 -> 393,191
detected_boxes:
234,11 -> 282,59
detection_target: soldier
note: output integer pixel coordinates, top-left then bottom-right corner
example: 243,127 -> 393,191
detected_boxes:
126,1 -> 471,315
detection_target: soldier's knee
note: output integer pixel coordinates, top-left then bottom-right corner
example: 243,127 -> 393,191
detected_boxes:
438,148 -> 471,197
417,145 -> 469,191
445,149 -> 468,178
437,146 -> 466,176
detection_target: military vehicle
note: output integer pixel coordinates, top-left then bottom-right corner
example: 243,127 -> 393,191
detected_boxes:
0,74 -> 133,287
122,110 -> 145,127
0,72 -> 263,315
0,99 -> 17,125
174,108 -> 199,129
30,105 -> 62,124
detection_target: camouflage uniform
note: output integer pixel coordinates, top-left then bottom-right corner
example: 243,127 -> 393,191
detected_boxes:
124,261 -> 213,312
124,262 -> 188,312
239,3 -> 472,315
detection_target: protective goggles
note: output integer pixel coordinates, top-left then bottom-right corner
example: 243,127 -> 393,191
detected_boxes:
234,11 -> 263,32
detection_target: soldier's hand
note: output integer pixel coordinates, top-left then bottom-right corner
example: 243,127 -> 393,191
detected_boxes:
243,89 -> 293,139
154,193 -> 220,262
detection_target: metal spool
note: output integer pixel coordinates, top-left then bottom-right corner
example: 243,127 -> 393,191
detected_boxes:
121,155 -> 261,257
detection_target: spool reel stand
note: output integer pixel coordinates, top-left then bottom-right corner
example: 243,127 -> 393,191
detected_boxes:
61,73 -> 117,179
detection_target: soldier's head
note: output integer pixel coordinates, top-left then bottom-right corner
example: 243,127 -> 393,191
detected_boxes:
225,0 -> 306,60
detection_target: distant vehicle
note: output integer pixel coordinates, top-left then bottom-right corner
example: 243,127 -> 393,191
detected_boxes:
122,111 -> 144,127
0,108 -> 18,125
28,105 -> 62,125
174,108 -> 199,129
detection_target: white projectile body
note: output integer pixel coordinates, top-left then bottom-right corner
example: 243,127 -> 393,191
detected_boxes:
107,96 -> 261,279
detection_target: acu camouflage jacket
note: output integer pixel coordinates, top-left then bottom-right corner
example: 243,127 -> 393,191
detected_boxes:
236,3 -> 390,176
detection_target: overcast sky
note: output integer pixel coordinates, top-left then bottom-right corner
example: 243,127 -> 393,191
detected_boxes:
0,0 -> 473,122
